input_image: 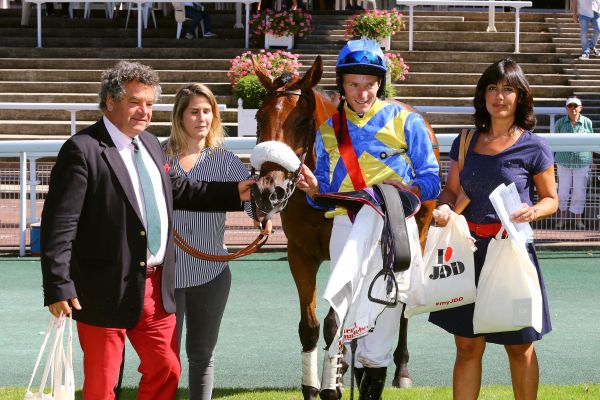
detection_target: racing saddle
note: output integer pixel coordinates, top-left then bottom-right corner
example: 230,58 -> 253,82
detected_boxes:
314,184 -> 421,305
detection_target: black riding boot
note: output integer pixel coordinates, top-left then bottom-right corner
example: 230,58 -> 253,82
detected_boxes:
354,367 -> 364,387
358,367 -> 387,400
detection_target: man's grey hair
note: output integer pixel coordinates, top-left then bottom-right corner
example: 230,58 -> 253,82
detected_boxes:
98,61 -> 161,111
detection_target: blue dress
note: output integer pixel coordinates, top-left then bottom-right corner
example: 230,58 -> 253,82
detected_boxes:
429,131 -> 553,344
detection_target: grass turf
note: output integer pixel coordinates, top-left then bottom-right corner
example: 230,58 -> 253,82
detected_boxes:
2,384 -> 599,399
2,251 -> 599,390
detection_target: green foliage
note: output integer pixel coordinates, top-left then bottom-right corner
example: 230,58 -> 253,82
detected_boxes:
385,82 -> 396,99
233,75 -> 267,109
347,10 -> 403,40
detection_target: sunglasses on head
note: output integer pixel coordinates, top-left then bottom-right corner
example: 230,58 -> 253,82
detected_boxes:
567,103 -> 580,108
342,50 -> 384,67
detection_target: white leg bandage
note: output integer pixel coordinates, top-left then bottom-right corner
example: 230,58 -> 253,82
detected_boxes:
321,352 -> 344,391
301,348 -> 320,389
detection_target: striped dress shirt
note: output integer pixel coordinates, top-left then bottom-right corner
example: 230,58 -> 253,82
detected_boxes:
165,145 -> 250,288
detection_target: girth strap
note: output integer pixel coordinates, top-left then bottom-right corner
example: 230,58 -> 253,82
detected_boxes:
374,184 -> 411,273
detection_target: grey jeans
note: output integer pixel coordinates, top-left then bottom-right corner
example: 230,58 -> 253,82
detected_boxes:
175,267 -> 231,400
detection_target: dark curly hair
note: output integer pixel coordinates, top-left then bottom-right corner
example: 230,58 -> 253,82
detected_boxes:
473,58 -> 536,132
98,61 -> 161,111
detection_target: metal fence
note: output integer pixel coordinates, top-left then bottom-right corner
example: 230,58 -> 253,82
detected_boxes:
1,135 -> 599,254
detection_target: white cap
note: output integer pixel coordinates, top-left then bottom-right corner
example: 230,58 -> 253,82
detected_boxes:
566,96 -> 582,106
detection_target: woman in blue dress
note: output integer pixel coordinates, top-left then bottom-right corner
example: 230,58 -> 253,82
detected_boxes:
430,58 -> 558,400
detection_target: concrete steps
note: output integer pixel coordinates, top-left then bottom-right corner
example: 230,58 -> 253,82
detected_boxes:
0,6 -> 598,138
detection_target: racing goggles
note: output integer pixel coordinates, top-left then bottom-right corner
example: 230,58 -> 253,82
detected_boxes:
341,50 -> 385,68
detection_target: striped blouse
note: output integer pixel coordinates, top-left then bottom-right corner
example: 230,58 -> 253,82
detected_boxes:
164,145 -> 251,288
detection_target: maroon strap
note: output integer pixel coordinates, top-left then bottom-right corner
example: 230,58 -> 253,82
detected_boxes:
332,109 -> 367,190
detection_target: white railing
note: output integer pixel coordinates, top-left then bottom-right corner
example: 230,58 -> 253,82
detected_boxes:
0,102 -> 226,136
0,102 -> 565,136
2,134 -> 600,255
395,0 -> 533,53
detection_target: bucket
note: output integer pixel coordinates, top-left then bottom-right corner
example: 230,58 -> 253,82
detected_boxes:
30,222 -> 41,256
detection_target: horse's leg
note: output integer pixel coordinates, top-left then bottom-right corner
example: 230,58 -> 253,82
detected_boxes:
392,308 -> 413,388
288,242 -> 321,400
319,307 -> 345,400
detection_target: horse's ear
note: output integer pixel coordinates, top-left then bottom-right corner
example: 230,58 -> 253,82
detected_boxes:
298,56 -> 323,91
252,57 -> 275,91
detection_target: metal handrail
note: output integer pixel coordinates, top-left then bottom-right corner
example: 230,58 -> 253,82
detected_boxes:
0,102 -> 565,136
4,134 -> 600,255
0,102 -> 226,136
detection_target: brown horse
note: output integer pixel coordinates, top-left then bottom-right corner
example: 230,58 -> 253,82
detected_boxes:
251,55 -> 440,400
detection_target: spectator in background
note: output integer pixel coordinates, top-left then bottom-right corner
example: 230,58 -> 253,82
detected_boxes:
183,2 -> 216,39
572,0 -> 600,60
345,0 -> 365,10
257,0 -> 300,11
46,2 -> 69,16
555,96 -> 595,229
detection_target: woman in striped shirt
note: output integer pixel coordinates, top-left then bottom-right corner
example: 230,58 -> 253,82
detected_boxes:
163,83 -> 251,400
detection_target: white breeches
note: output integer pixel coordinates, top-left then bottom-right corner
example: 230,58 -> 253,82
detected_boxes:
328,213 -> 403,368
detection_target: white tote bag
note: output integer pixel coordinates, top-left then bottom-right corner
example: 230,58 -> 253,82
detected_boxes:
24,314 -> 75,400
473,229 -> 543,334
404,213 -> 476,318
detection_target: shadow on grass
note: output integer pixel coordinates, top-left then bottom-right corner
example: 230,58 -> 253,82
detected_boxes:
105,387 -> 297,399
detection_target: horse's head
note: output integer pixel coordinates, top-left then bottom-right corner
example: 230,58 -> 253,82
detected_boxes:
249,56 -> 332,219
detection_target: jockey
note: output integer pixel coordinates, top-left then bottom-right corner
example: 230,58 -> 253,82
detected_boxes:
297,39 -> 440,399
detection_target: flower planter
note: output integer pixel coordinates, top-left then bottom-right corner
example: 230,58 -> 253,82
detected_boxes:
237,99 -> 258,137
362,35 -> 391,51
265,33 -> 294,50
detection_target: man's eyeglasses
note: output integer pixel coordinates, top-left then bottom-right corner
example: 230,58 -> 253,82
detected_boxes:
567,104 -> 580,109
342,50 -> 385,67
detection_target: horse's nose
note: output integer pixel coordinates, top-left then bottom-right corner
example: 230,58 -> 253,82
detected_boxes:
269,186 -> 286,204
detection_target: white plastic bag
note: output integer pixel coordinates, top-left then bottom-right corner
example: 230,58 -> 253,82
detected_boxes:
24,314 -> 75,400
404,213 -> 476,318
473,229 -> 542,334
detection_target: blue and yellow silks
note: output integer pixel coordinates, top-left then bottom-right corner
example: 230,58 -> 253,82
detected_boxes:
308,99 -> 440,217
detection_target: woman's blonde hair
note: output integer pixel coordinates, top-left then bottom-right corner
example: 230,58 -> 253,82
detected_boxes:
165,83 -> 224,157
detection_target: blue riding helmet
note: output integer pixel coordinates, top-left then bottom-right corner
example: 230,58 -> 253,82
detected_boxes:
336,39 -> 387,76
336,39 -> 388,99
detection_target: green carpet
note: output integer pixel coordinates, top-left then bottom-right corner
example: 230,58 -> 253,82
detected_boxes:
0,251 -> 598,389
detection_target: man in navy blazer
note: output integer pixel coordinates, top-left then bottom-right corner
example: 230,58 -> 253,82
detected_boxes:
40,61 -> 254,400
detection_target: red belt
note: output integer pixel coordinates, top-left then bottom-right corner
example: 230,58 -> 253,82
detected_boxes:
467,221 -> 505,238
146,264 -> 162,277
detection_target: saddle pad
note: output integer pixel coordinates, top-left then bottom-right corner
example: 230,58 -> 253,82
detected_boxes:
313,186 -> 420,219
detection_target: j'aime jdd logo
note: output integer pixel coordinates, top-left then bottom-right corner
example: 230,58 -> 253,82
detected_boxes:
429,247 -> 465,280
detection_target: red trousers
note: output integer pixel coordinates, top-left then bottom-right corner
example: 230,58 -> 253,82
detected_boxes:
77,269 -> 180,400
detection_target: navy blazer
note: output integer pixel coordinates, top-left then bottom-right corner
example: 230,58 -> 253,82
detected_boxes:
41,119 -> 243,328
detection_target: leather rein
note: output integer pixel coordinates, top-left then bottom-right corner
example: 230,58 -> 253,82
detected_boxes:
174,88 -> 314,262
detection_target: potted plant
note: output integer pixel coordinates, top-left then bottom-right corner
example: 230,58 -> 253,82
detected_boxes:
384,52 -> 410,98
346,9 -> 403,51
250,8 -> 313,49
228,50 -> 303,136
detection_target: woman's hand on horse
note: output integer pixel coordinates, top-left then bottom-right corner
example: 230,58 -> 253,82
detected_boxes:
296,164 -> 319,198
238,179 -> 255,202
432,204 -> 453,227
254,218 -> 273,235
